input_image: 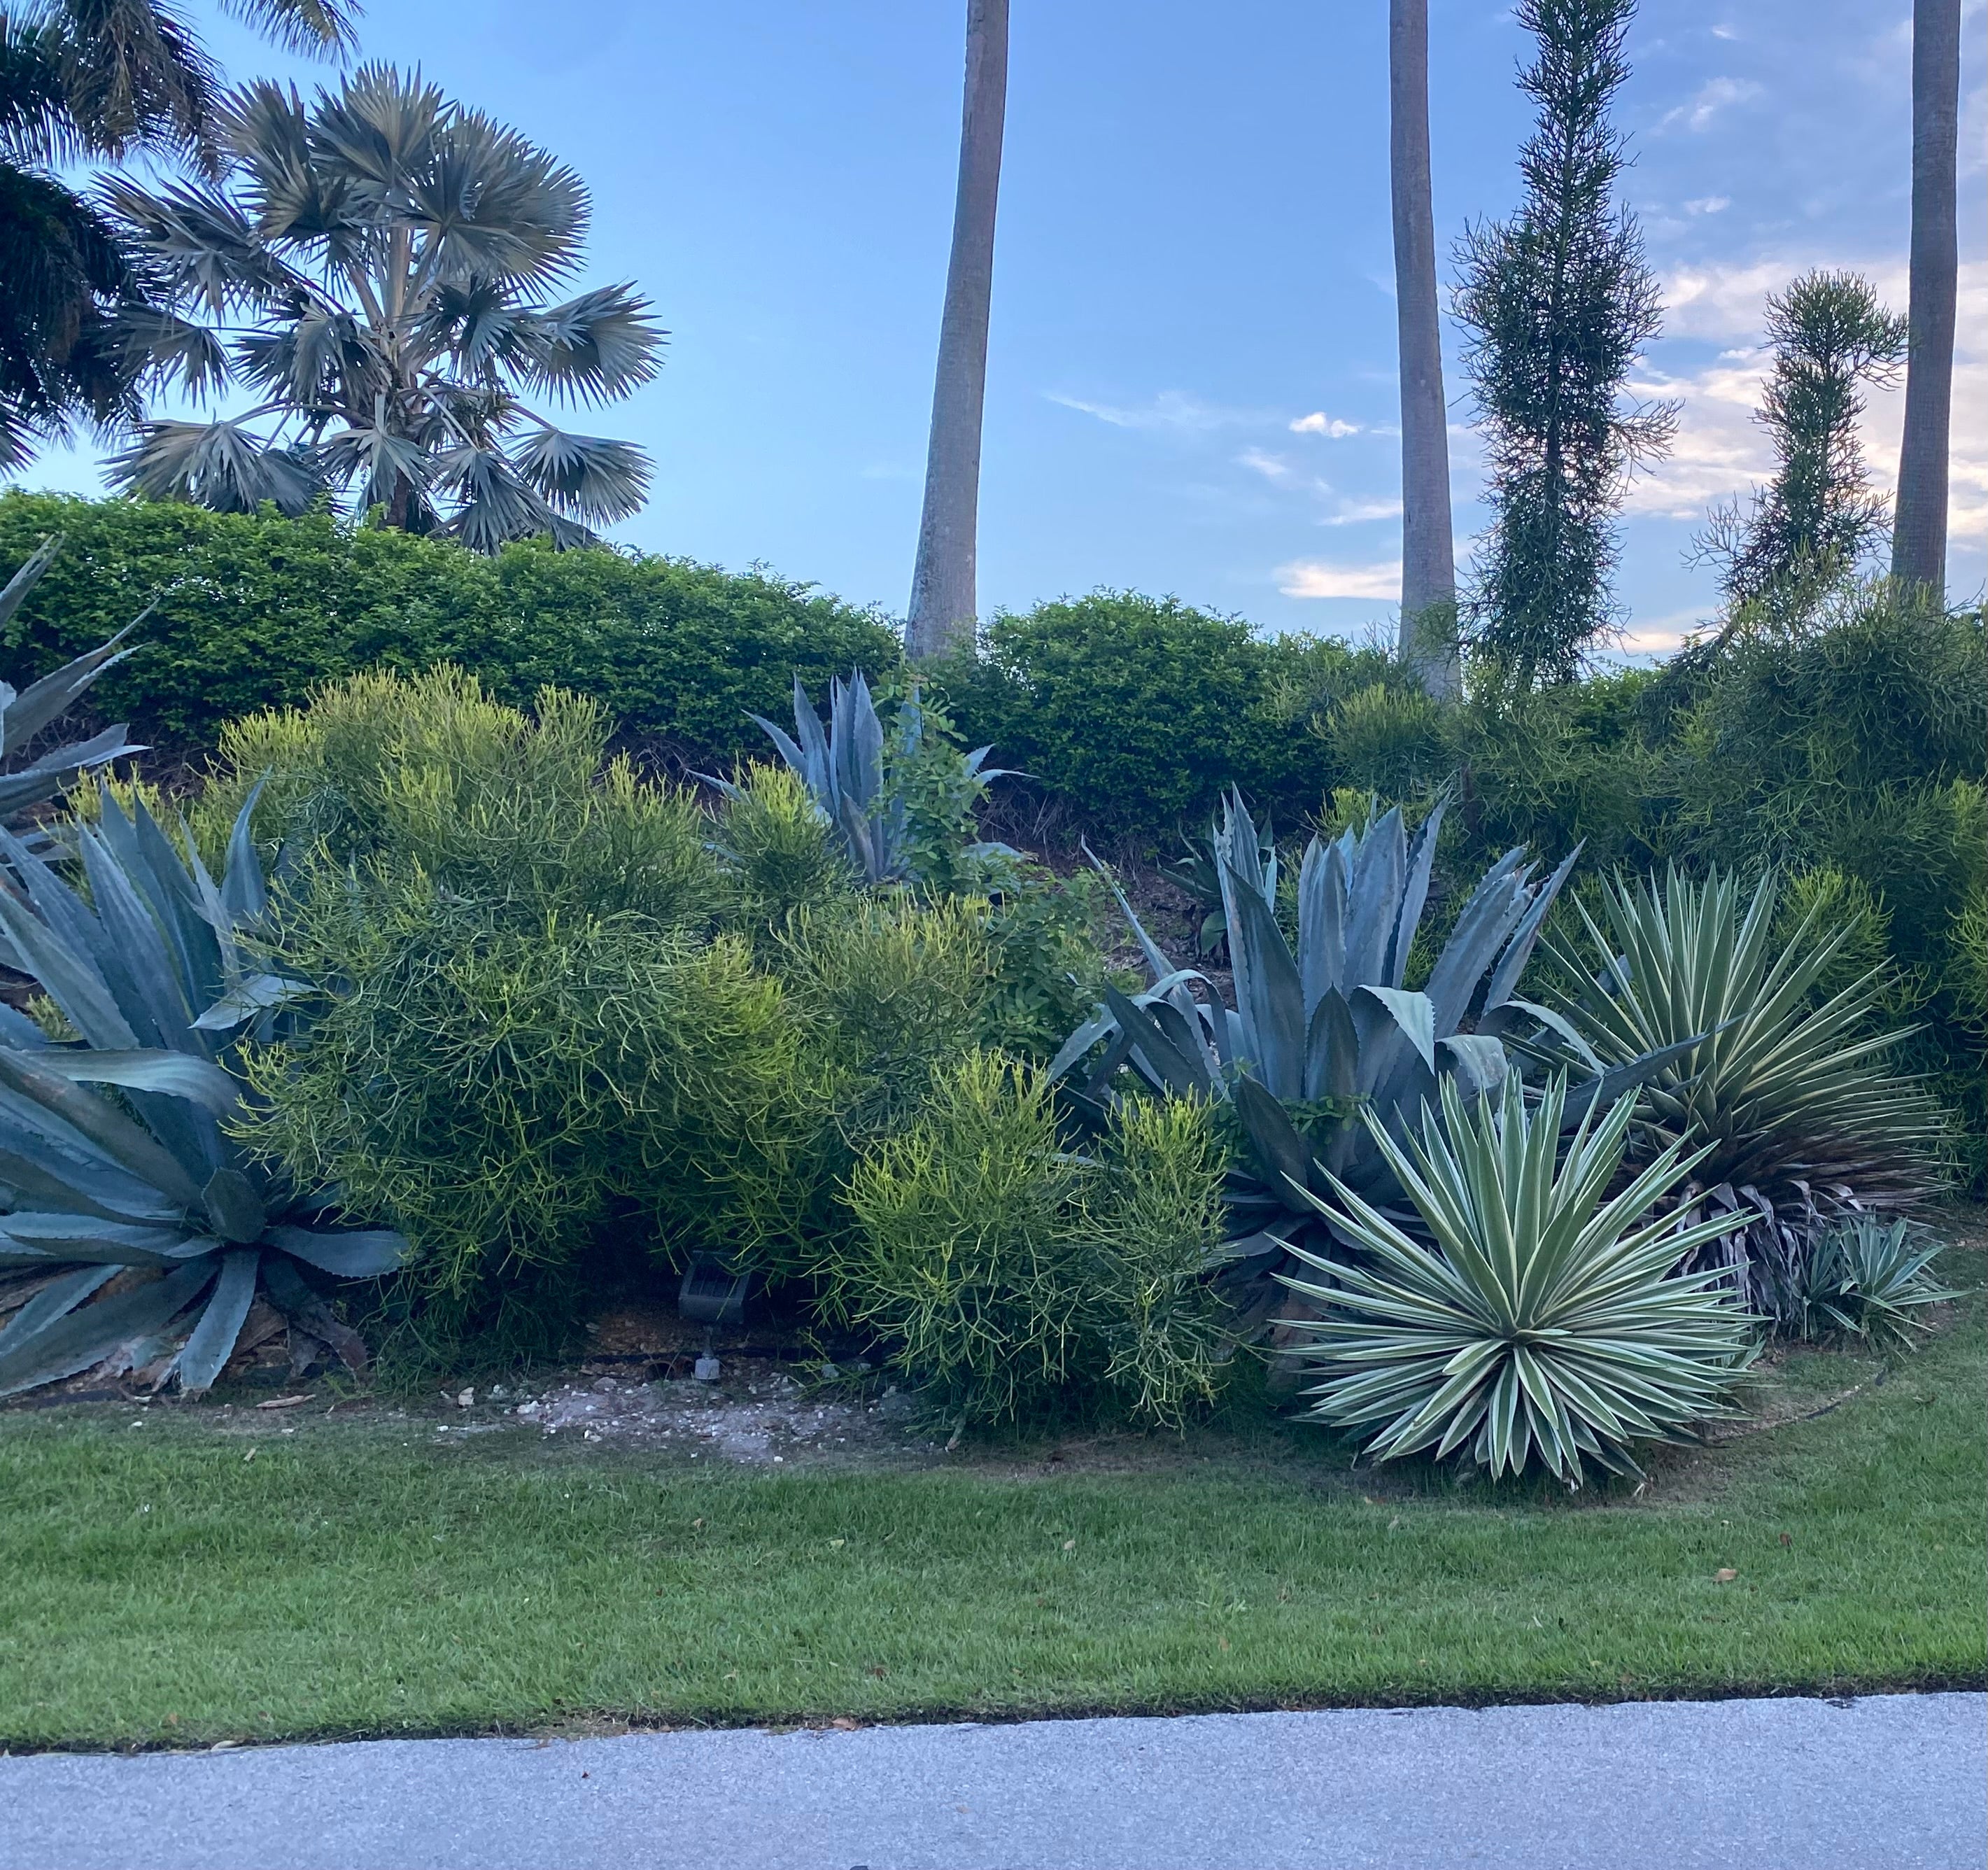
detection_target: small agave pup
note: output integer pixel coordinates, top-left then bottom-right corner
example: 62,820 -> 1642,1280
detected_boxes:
1279,1075 -> 1757,1485
729,670 -> 1013,887
0,787 -> 405,1400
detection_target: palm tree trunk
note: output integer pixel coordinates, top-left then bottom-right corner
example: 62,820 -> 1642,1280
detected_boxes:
905,0 -> 1009,662
1389,0 -> 1459,698
1890,0 -> 1961,601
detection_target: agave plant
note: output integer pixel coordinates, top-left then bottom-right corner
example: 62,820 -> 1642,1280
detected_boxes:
1536,866 -> 1947,1323
735,670 -> 1011,887
0,786 -> 404,1400
0,537 -> 143,828
1278,1074 -> 1757,1485
1054,794 -> 1681,1272
1797,1216 -> 1954,1353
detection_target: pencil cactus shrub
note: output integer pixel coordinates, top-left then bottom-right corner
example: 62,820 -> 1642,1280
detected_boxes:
1535,866 -> 1948,1324
0,788 -> 407,1400
237,875 -> 831,1341
194,666 -> 725,932
831,1053 -> 1236,1429
1278,1076 -> 1757,1486
712,762 -> 857,938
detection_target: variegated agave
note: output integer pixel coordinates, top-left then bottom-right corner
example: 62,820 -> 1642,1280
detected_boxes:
732,672 -> 1011,887
1053,794 -> 1675,1285
0,787 -> 404,1400
0,537 -> 146,829
1536,866 -> 1947,1324
1278,1074 -> 1756,1486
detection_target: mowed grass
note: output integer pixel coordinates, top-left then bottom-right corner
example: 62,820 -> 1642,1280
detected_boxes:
3,1249 -> 1982,1750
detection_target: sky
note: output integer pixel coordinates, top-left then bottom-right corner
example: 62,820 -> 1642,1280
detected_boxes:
12,0 -> 1986,654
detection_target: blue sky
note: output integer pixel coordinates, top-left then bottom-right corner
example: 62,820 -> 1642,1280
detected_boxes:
13,0 -> 1985,649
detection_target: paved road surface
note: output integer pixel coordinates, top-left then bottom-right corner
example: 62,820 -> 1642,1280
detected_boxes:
6,1692 -> 1983,1870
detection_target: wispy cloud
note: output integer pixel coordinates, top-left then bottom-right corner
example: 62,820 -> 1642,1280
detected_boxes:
1277,558 -> 1401,600
1322,497 -> 1404,527
1044,390 -> 1256,433
1609,608 -> 1713,660
1236,447 -> 1299,483
1290,412 -> 1363,437
1682,195 -> 1730,216
1657,75 -> 1763,134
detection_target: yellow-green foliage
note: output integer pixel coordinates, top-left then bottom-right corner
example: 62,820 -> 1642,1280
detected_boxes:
715,762 -> 854,936
240,881 -> 829,1322
776,894 -> 992,1141
1327,682 -> 1448,800
198,666 -> 724,931
835,1055 -> 1234,1428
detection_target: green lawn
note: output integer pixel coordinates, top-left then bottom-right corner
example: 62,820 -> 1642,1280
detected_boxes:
4,1244 -> 1982,1750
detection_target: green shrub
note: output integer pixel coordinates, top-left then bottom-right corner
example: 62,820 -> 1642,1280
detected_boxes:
938,591 -> 1330,838
833,1055 -> 1234,1427
1327,682 -> 1448,799
714,762 -> 857,938
197,666 -> 725,932
1796,1216 -> 1954,1353
0,492 -> 901,756
978,866 -> 1113,1062
241,885 -> 829,1339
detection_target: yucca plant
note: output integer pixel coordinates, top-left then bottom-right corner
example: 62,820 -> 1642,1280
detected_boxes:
1537,866 -> 1947,1322
734,670 -> 1010,887
1278,1075 -> 1757,1485
0,787 -> 404,1400
1797,1216 -> 1954,1353
0,537 -> 143,830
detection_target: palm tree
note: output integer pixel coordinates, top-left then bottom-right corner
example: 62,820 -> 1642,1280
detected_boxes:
905,0 -> 1008,661
1388,0 -> 1458,698
1890,0 -> 1961,603
104,65 -> 665,549
0,0 -> 359,469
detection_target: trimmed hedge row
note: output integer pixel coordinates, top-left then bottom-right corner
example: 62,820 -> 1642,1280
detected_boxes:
0,493 -> 903,759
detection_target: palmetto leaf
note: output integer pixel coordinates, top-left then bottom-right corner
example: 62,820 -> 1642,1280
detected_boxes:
519,283 -> 665,404
107,418 -> 322,515
511,424 -> 652,523
1278,1074 -> 1757,1485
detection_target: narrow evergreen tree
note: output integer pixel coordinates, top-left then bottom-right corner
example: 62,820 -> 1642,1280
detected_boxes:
1451,0 -> 1674,684
1696,272 -> 1907,619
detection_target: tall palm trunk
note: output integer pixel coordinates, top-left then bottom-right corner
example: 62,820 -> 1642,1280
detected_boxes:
1390,0 -> 1459,697
906,0 -> 1008,661
1890,0 -> 1960,601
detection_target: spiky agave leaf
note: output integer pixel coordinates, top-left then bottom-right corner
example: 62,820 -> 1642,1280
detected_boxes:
1277,1075 -> 1757,1485
0,783 -> 404,1398
1537,866 -> 1947,1320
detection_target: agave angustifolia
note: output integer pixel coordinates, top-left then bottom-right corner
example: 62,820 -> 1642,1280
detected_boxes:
0,787 -> 405,1400
1796,1216 -> 1954,1352
1536,866 -> 1947,1322
1278,1074 -> 1756,1485
1052,792 -> 1676,1277
0,537 -> 146,829
735,671 -> 1011,886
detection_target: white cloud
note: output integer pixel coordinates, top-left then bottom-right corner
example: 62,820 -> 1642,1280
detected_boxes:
1607,609 -> 1714,661
1657,76 -> 1764,134
1290,412 -> 1362,437
1277,558 -> 1401,600
1682,195 -> 1731,216
1236,447 -> 1297,483
1322,497 -> 1404,527
1044,390 -> 1254,432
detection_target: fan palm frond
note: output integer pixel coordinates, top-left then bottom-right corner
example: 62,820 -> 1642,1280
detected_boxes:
108,417 -> 321,514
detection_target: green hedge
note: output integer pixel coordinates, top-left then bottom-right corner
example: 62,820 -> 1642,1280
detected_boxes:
937,590 -> 1397,838
0,493 -> 903,758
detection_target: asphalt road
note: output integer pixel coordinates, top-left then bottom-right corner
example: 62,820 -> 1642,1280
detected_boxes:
6,1692 -> 1984,1870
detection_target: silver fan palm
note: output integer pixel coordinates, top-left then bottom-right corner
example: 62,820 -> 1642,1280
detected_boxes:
102,64 -> 663,549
